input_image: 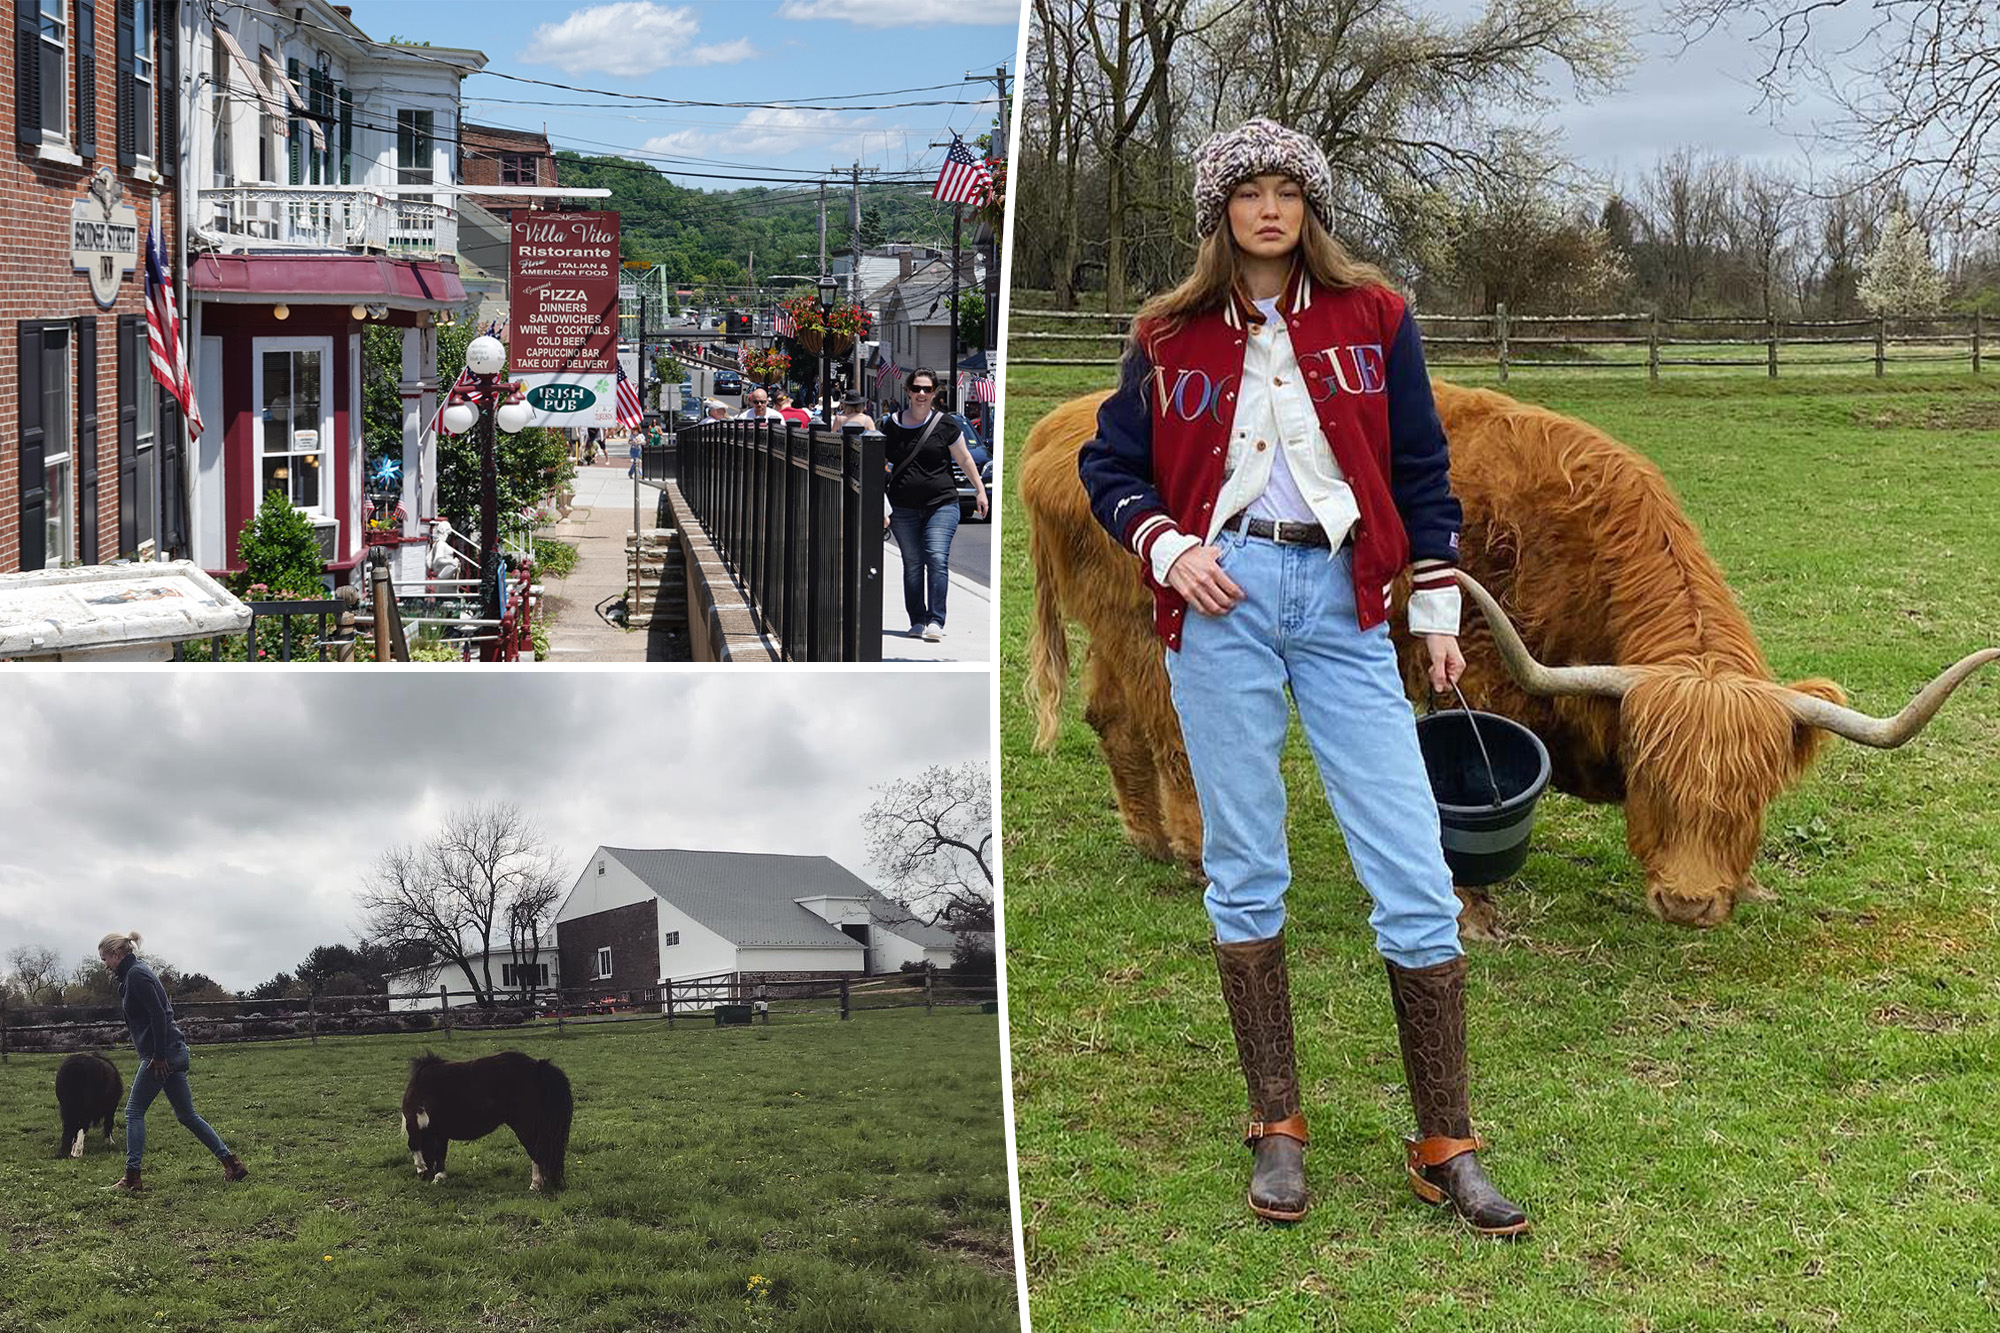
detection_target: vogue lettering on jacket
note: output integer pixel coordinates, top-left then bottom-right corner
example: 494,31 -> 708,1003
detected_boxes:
1148,344 -> 1385,422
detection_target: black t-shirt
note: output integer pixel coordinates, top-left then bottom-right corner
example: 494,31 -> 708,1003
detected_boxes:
881,410 -> 963,510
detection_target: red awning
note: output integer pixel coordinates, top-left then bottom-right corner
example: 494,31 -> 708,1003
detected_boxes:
189,254 -> 467,311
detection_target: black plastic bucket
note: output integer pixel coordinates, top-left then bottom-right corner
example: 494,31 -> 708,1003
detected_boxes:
1415,692 -> 1552,887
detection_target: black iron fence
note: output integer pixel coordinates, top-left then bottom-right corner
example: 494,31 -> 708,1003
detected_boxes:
672,419 -> 886,661
172,596 -> 357,662
0,971 -> 999,1059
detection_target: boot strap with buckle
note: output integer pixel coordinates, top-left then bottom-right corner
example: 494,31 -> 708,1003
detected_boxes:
1405,1132 -> 1482,1170
1246,1113 -> 1309,1148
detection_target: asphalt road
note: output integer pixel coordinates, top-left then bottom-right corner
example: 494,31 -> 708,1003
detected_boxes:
950,512 -> 993,588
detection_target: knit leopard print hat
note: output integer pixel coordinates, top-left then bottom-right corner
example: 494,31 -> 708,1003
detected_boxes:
1192,118 -> 1337,240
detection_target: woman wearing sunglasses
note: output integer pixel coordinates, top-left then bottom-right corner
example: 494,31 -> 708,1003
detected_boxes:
882,368 -> 988,641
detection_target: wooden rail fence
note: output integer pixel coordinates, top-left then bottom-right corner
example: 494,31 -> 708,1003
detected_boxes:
0,972 -> 999,1061
1010,305 -> 1986,379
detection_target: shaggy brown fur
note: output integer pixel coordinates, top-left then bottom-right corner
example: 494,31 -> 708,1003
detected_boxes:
1022,380 -> 1852,927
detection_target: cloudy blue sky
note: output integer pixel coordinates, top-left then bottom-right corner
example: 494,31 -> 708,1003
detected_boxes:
0,672 -> 991,992
341,0 -> 1022,189
1426,0 -> 1871,186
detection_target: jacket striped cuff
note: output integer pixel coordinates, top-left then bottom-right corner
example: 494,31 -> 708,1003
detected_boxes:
1408,560 -> 1460,636
1148,531 -> 1202,588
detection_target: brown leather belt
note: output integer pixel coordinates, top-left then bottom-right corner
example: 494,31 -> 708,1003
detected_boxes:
1224,514 -> 1337,548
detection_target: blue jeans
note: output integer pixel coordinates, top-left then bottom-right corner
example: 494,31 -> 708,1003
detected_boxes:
1165,533 -> 1462,968
888,501 -> 960,629
127,1043 -> 232,1169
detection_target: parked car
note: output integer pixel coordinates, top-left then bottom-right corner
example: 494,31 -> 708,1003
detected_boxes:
712,370 -> 742,397
947,413 -> 994,522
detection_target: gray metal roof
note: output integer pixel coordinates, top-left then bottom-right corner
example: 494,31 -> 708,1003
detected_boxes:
600,848 -> 949,949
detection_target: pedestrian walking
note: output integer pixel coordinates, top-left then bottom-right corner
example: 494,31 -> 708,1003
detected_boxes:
736,388 -> 784,421
831,391 -> 876,433
883,367 -> 987,640
1077,117 -> 1527,1236
98,931 -> 249,1192
774,392 -> 812,426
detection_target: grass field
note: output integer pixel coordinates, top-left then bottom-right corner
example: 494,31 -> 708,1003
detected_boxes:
999,358 -> 2000,1331
0,1012 -> 1016,1333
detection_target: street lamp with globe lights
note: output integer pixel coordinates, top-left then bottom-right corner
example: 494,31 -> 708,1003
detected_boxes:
441,333 -> 529,659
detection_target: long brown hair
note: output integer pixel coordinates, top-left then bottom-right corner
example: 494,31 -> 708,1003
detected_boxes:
1130,205 -> 1395,355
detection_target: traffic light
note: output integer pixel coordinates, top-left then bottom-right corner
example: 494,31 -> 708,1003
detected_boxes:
725,310 -> 752,343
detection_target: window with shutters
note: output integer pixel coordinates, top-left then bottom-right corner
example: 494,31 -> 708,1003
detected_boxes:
131,0 -> 152,162
253,339 -> 332,517
37,0 -> 68,142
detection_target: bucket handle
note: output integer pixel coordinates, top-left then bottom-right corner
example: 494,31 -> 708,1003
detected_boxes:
1429,682 -> 1506,810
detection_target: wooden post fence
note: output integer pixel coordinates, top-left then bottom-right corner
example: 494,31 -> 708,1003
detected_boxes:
1,994 -> 8,1064
1975,311 -> 1984,374
924,968 -> 934,1015
758,983 -> 770,1025
308,993 -> 318,1046
839,977 -> 850,1021
664,981 -> 675,1029
1767,316 -> 1778,378
1496,303 -> 1510,382
1875,318 -> 1887,377
440,986 -> 452,1038
1648,312 -> 1659,382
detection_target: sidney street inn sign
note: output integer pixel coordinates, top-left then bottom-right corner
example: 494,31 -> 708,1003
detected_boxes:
72,170 -> 142,308
510,211 -> 621,427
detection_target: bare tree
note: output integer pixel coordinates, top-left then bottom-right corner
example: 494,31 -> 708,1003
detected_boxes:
358,802 -> 567,1009
1737,167 -> 1800,318
864,762 -> 994,927
1670,0 -> 2000,230
4,945 -> 66,1005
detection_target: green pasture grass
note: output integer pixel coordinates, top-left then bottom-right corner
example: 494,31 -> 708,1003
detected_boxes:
998,361 -> 2000,1330
0,1012 -> 1016,1333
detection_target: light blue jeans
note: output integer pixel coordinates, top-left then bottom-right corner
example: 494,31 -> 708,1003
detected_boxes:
127,1043 -> 232,1169
1165,531 -> 1463,968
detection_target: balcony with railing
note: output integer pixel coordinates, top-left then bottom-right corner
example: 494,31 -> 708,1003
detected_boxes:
194,185 -> 458,260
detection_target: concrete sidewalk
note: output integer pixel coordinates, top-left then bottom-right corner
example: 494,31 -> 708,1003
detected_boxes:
536,452 -> 991,664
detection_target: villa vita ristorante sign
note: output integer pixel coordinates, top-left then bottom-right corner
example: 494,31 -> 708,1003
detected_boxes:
509,211 -> 621,428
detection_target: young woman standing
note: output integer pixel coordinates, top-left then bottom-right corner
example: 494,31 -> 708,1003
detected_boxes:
98,931 -> 249,1192
882,368 -> 988,641
1078,119 -> 1527,1236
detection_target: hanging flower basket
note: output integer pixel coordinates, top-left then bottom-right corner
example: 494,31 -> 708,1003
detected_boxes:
823,330 -> 854,358
797,328 -> 824,355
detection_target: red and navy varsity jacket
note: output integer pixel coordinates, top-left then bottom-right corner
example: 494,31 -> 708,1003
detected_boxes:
1078,265 -> 1462,650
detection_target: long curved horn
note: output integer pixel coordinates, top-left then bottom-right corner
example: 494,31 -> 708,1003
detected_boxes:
1454,569 -> 1636,699
1780,647 -> 2000,748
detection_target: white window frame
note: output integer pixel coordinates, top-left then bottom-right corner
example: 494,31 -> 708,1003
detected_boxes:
251,336 -> 334,520
663,931 -> 679,948
132,0 -> 154,165
38,0 -> 69,146
594,947 -> 612,980
42,330 -> 75,568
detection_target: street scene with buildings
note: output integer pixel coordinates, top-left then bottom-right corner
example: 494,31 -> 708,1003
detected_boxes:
1,0 -> 1014,662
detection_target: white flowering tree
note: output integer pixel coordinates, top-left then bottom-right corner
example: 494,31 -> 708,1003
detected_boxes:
1857,210 -> 1946,318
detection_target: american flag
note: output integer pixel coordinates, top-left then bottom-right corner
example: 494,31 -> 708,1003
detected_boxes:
875,355 -> 900,392
774,306 -> 796,338
614,360 -> 644,430
932,135 -> 992,207
145,210 -> 203,434
970,375 -> 996,404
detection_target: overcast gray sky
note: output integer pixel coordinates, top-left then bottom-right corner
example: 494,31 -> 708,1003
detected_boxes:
1430,0 -> 1862,186
0,671 -> 991,992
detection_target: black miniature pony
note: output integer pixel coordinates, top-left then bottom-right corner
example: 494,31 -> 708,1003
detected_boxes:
401,1051 -> 571,1191
55,1052 -> 123,1159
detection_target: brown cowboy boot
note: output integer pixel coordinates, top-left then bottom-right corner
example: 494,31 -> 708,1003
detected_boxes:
1384,956 -> 1530,1238
221,1155 -> 249,1182
1214,933 -> 1309,1221
107,1166 -> 143,1193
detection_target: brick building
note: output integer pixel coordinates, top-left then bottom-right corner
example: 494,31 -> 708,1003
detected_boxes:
554,847 -> 956,998
4,0 -> 190,571
459,122 -> 555,221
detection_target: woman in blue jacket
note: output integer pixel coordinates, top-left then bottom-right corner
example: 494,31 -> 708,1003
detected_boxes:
1077,119 -> 1526,1236
99,931 -> 248,1192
